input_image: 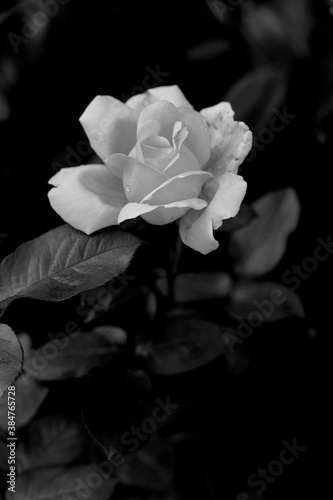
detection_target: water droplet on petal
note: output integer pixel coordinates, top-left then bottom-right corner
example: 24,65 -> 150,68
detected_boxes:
231,181 -> 235,185
126,185 -> 130,193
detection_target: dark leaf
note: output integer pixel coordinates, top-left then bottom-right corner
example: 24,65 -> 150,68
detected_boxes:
0,225 -> 141,310
227,282 -> 305,321
216,203 -> 256,232
186,39 -> 230,62
137,314 -> 226,375
92,326 -> 127,345
25,330 -> 123,381
221,327 -> 251,376
0,375 -> 48,430
17,415 -> 87,474
11,465 -> 117,500
82,364 -> 156,459
230,188 -> 300,277
156,272 -> 232,303
241,0 -> 311,60
0,324 -> 23,397
225,65 -> 288,133
114,435 -> 174,491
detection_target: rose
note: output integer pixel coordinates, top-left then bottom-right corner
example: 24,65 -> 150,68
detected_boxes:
48,85 -> 252,254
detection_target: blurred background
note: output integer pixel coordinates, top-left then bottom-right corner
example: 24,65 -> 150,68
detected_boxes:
0,0 -> 332,498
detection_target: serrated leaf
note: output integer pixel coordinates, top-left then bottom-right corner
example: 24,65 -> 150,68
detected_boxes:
17,415 -> 87,474
0,224 -> 141,310
0,324 -> 23,398
227,281 -> 305,321
25,331 -> 122,381
230,188 -> 300,277
156,272 -> 232,303
0,375 -> 48,430
137,315 -> 226,375
11,465 -> 117,500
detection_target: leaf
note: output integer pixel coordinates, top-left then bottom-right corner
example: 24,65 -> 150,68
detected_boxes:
221,327 -> 251,376
79,285 -> 114,324
0,224 -> 141,310
186,38 -> 230,62
241,0 -> 311,60
216,203 -> 256,232
227,282 -> 305,321
0,375 -> 48,430
114,435 -> 174,491
156,272 -> 232,303
17,415 -> 87,474
137,314 -> 226,375
92,326 -> 127,345
25,331 -> 123,381
225,66 -> 288,133
230,188 -> 300,277
0,324 -> 23,398
82,364 -> 156,459
11,465 -> 117,500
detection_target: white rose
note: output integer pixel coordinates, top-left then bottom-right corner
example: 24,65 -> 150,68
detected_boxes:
48,85 -> 252,254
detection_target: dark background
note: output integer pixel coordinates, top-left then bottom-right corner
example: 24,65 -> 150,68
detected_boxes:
0,0 -> 331,498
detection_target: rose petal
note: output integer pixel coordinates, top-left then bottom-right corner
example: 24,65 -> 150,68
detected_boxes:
118,198 -> 208,225
104,153 -> 132,179
137,119 -> 161,142
140,170 -> 212,204
141,122 -> 189,172
79,96 -> 138,161
121,156 -> 169,203
200,102 -> 252,176
131,119 -> 163,164
48,164 -> 127,234
126,85 -> 193,113
138,101 -> 211,167
141,142 -> 173,161
179,173 -> 247,254
156,143 -> 202,178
